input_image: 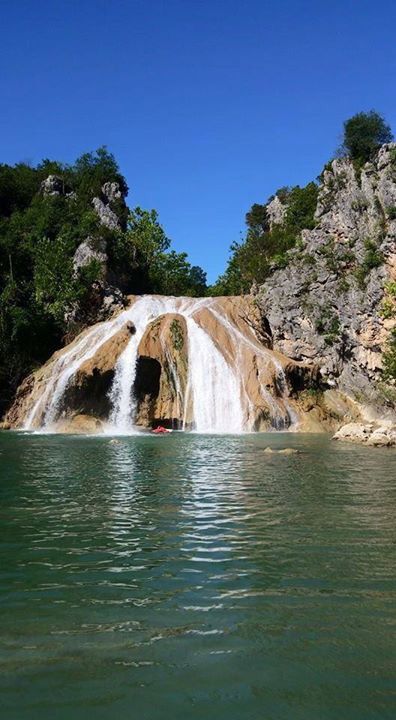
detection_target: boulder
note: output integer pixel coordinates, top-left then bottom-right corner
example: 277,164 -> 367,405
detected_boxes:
56,414 -> 104,434
40,174 -> 64,196
333,422 -> 396,446
266,195 -> 287,228
91,181 -> 127,231
73,237 -> 107,277
92,196 -> 120,230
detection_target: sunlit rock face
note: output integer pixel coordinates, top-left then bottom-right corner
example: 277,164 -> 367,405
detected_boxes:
257,145 -> 396,419
134,313 -> 189,428
6,295 -> 342,434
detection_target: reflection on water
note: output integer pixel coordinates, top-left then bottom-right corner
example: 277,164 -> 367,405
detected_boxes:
0,432 -> 395,720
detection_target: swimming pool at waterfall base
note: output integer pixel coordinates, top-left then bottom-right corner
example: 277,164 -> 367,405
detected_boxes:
1,431 -> 395,720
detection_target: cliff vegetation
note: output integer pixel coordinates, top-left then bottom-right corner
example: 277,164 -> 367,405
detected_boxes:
0,148 -> 206,413
210,112 -> 396,410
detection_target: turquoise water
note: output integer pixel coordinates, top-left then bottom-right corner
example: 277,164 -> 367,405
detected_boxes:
0,431 -> 395,719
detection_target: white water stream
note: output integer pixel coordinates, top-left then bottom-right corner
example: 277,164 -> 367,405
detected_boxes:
24,295 -> 294,434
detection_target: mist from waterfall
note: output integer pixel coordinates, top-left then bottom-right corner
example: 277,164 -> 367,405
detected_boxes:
24,295 -> 294,434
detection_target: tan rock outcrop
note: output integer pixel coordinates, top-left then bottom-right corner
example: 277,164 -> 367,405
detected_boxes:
333,422 -> 396,446
134,314 -> 190,428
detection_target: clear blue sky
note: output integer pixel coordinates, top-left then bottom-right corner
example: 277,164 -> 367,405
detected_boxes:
1,0 -> 395,282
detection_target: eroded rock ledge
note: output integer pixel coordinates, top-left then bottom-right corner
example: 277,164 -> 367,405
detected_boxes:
333,422 -> 396,447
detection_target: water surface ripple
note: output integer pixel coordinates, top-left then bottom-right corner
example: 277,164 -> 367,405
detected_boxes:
0,432 -> 395,719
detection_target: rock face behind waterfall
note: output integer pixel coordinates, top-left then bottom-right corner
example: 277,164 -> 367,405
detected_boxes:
134,314 -> 190,428
5,295 -> 347,434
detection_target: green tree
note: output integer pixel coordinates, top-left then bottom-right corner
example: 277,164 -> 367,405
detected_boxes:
189,265 -> 207,296
245,203 -> 269,238
341,111 -> 393,165
212,181 -> 318,294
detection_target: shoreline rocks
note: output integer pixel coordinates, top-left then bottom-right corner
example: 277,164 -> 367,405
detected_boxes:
333,422 -> 396,447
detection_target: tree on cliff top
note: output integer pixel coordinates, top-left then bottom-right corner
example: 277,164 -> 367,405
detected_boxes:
341,111 -> 393,164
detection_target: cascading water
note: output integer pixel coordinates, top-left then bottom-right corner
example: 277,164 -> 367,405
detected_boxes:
183,317 -> 243,433
107,296 -> 175,433
208,305 -> 296,429
107,296 -> 245,433
23,295 -> 297,434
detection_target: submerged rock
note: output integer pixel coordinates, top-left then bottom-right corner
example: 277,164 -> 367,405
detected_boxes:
263,447 -> 300,455
56,414 -> 104,434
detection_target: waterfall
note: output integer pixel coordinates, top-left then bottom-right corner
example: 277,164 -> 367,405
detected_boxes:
184,317 -> 243,433
107,296 -> 244,433
23,295 -> 297,434
107,296 -> 173,433
25,318 -> 125,430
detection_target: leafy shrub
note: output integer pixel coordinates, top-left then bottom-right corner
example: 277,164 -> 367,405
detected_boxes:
170,319 -> 184,351
354,239 -> 384,288
285,183 -> 318,231
383,329 -> 396,380
380,298 -> 394,319
301,253 -> 315,266
212,182 -> 318,294
380,281 -> 396,319
315,306 -> 341,345
338,277 -> 350,294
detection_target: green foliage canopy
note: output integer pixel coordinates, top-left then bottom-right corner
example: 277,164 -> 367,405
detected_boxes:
210,182 -> 318,295
341,111 -> 393,165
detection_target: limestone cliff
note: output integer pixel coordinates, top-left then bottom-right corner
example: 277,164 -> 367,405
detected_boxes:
257,143 -> 396,420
